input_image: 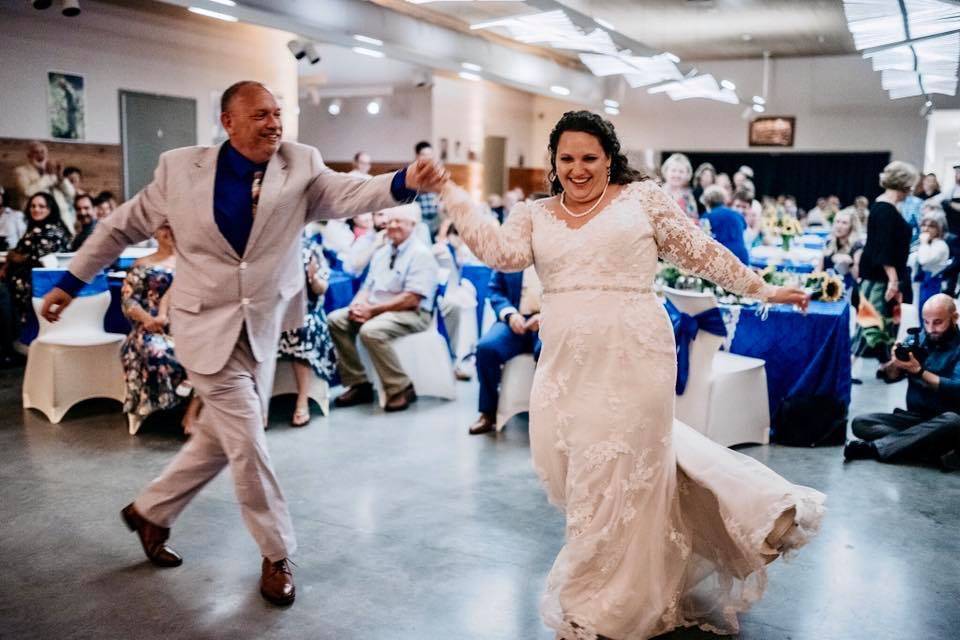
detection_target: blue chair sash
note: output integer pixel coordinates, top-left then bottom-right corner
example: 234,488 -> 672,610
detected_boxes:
664,298 -> 728,395
32,268 -> 108,298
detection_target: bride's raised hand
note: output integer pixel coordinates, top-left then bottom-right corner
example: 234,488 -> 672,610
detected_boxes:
767,286 -> 810,312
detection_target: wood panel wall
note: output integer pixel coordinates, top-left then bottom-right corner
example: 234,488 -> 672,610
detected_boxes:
0,138 -> 123,207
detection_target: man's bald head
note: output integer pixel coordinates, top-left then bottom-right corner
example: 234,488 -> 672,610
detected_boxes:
922,293 -> 958,341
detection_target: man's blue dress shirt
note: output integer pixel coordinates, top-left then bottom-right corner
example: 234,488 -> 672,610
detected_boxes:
56,143 -> 416,296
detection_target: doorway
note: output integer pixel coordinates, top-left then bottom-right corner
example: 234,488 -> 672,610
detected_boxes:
119,91 -> 197,197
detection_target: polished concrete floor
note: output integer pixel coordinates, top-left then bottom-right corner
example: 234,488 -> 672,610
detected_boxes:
1,363 -> 959,640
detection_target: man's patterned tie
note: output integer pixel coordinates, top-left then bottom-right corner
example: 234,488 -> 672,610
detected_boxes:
251,170 -> 264,218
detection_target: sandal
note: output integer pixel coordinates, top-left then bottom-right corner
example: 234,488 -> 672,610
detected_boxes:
291,407 -> 311,427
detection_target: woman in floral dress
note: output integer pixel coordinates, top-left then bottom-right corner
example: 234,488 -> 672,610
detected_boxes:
277,231 -> 336,426
1,192 -> 71,326
121,224 -> 200,434
441,111 -> 824,640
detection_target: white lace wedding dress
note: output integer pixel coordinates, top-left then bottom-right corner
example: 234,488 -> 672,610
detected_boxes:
441,180 -> 826,640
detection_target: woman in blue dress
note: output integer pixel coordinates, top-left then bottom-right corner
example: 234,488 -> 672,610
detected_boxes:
277,231 -> 337,426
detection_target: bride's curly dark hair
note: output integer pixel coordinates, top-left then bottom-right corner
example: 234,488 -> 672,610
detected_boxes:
547,110 -> 648,196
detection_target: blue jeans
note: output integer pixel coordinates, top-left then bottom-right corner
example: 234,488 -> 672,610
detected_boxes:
476,321 -> 541,415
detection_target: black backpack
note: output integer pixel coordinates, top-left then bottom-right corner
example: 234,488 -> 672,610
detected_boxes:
771,394 -> 847,447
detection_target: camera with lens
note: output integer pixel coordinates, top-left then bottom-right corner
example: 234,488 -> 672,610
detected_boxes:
894,327 -> 928,364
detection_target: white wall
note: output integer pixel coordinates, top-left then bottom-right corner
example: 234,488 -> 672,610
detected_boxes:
298,87 -> 432,163
606,55 -> 932,166
0,0 -> 299,145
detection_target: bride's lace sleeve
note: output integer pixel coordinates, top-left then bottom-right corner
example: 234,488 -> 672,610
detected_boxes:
641,181 -> 774,300
440,182 -> 534,272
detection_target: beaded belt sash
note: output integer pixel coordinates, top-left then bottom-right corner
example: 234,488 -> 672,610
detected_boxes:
543,285 -> 654,295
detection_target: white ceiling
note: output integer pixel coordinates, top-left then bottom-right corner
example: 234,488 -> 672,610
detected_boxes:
400,0 -> 857,60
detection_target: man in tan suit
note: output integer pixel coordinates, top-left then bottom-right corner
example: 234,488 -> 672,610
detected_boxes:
41,81 -> 445,606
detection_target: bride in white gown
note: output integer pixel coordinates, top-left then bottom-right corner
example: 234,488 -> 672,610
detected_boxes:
439,111 -> 826,640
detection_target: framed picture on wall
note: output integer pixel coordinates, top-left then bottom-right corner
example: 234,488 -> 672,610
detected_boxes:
749,116 -> 795,147
47,71 -> 85,140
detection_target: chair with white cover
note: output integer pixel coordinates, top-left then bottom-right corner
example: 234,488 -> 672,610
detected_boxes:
271,358 -> 330,416
496,353 -> 536,431
358,311 -> 457,406
22,269 -> 126,424
664,287 -> 770,447
896,303 -> 919,343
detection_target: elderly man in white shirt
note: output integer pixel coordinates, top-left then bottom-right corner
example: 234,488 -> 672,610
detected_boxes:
13,141 -> 76,232
328,205 -> 439,411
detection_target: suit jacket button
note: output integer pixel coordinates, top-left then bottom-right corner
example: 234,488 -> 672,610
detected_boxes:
239,261 -> 248,270
241,298 -> 251,305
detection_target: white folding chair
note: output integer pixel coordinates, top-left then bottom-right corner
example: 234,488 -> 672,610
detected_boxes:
358,311 -> 457,406
496,353 -> 536,431
22,270 -> 125,424
665,287 -> 770,447
271,358 -> 330,416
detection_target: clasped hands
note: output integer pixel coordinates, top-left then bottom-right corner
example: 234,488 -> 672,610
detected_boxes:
348,300 -> 377,324
404,158 -> 449,193
508,313 -> 540,335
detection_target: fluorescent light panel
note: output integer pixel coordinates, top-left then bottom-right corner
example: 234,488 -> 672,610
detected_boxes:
354,34 -> 384,46
353,47 -> 385,58
550,85 -> 570,96
188,7 -> 238,21
458,72 -> 481,82
208,0 -> 236,6
461,62 -> 483,72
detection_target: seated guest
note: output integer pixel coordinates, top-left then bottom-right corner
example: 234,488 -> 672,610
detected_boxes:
120,224 -> 201,435
730,187 -> 753,218
805,197 -> 831,227
277,231 -> 337,427
70,193 -> 97,251
0,281 -> 22,368
13,141 -> 76,231
700,185 -> 749,264
328,205 -> 439,412
916,172 -> 940,200
822,208 -> 864,277
94,191 -> 117,220
63,166 -> 85,196
467,267 -> 543,435
743,204 -> 766,249
351,212 -> 374,239
845,294 -> 960,471
0,192 -> 71,327
852,195 -> 870,228
0,186 -> 27,250
913,210 -> 952,310
343,206 -> 392,276
433,218 -> 481,380
692,162 -> 716,216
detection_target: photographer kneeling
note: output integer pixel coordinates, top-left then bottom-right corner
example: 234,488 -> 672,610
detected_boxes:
845,293 -> 960,470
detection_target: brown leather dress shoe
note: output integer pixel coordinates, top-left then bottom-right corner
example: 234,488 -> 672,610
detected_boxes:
260,557 -> 296,605
333,382 -> 375,407
384,384 -> 417,412
468,413 -> 496,435
121,503 -> 183,567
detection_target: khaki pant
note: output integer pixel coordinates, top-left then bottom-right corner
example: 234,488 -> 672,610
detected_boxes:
328,308 -> 432,396
134,332 -> 294,562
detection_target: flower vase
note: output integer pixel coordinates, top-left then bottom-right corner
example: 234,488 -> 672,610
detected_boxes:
781,234 -> 793,252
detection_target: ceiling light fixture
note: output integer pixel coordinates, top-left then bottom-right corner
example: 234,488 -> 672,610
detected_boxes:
208,0 -> 236,6
595,18 -> 615,31
604,106 -> 620,116
461,62 -> 483,72
720,79 -> 736,91
752,95 -> 766,105
354,34 -> 384,46
328,99 -> 342,116
752,104 -> 765,113
188,7 -> 238,22
367,100 -> 381,115
353,47 -> 385,58
458,71 -> 482,82
550,85 -> 571,96
603,99 -> 620,108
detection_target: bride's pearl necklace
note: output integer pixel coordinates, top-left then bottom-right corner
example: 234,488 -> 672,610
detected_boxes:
560,179 -> 609,218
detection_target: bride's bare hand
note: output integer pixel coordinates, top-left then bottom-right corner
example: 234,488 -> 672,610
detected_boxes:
768,286 -> 810,311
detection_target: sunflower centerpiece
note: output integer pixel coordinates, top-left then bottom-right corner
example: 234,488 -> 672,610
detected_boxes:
803,271 -> 845,302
